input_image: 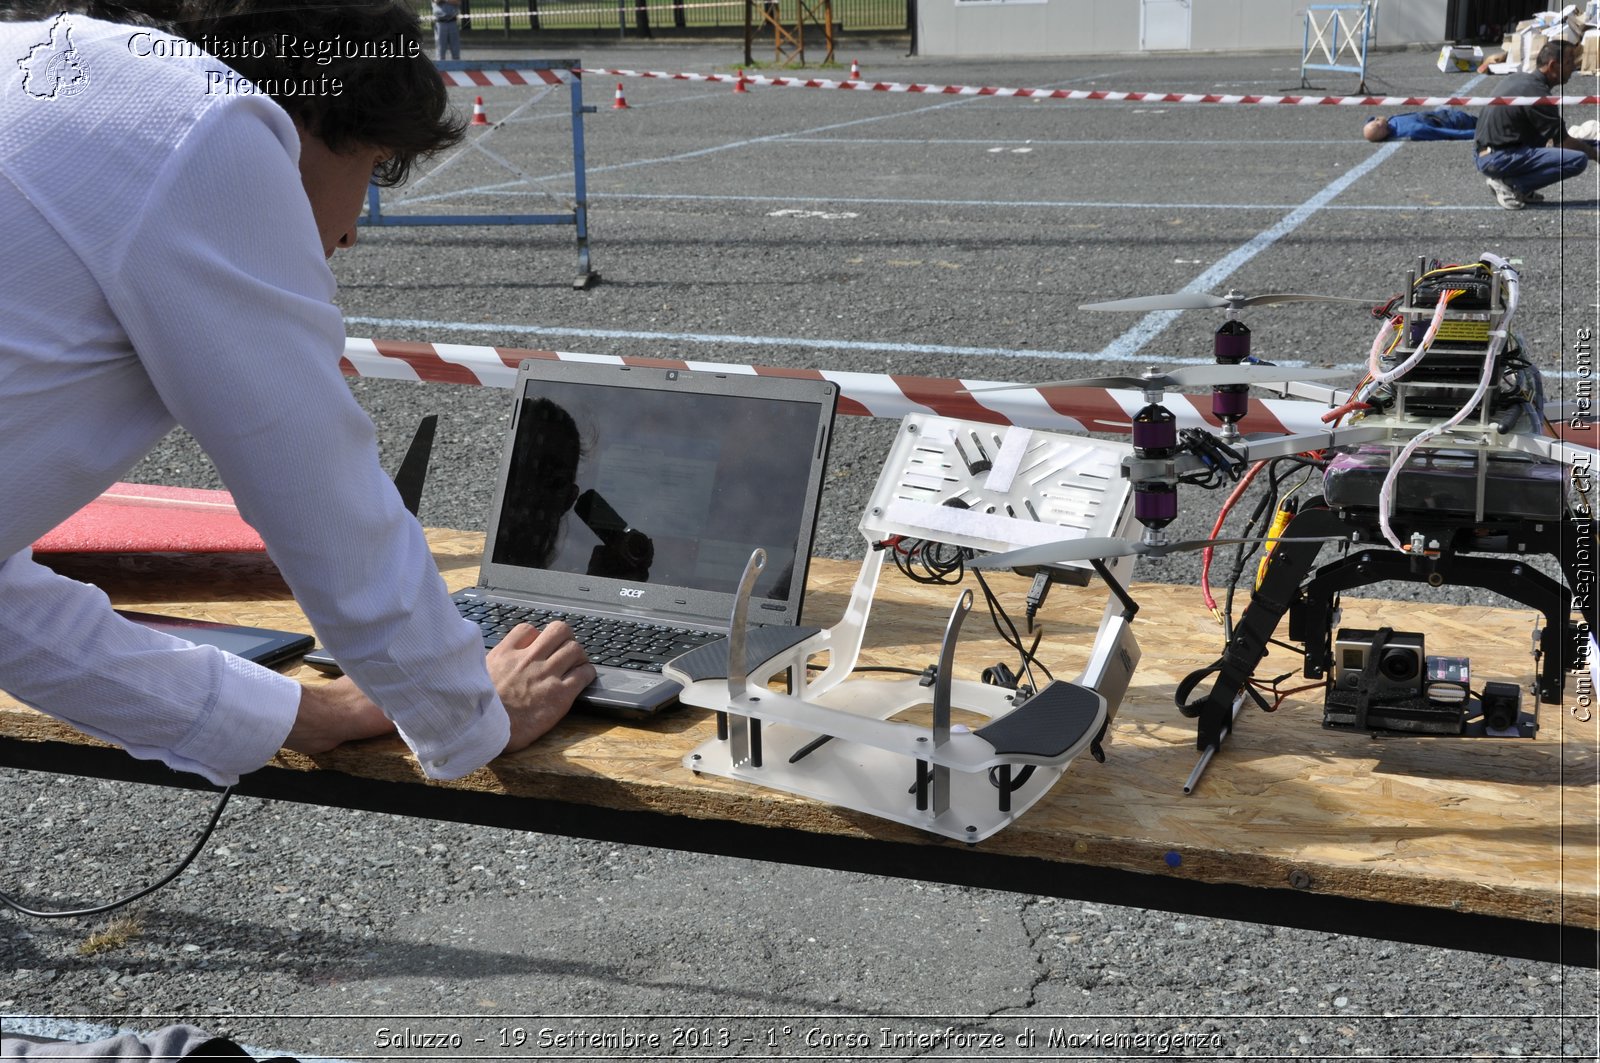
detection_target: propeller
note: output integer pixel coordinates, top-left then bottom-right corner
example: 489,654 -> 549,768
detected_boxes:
970,534 -> 1346,570
1081,289 -> 1379,313
965,363 -> 1346,395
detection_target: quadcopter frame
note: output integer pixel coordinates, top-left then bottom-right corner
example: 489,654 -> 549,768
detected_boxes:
973,254 -> 1594,790
1173,255 -> 1597,778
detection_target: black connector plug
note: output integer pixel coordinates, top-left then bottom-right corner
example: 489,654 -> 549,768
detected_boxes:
1025,569 -> 1053,631
981,662 -> 1018,688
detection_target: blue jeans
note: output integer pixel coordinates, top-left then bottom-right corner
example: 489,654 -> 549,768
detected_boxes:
1475,145 -> 1589,196
435,20 -> 461,61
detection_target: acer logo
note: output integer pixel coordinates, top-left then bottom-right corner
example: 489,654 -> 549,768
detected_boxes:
619,588 -> 645,599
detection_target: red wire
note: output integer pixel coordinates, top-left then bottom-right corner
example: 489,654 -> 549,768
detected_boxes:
1201,459 -> 1267,613
1248,677 -> 1326,713
1321,397 -> 1371,424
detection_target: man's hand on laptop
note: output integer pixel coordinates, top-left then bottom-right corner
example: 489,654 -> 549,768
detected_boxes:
289,622 -> 591,759
488,620 -> 597,753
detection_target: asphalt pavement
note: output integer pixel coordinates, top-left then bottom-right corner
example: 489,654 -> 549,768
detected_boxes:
2,39 -> 1597,1061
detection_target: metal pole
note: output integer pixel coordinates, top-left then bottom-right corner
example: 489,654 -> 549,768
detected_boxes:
568,68 -> 597,289
744,0 -> 753,66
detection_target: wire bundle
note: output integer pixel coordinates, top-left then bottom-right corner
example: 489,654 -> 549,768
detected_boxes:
1355,254 -> 1523,551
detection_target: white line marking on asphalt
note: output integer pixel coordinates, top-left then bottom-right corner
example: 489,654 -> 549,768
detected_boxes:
391,187 -> 1591,213
784,137 -> 1348,146
1097,140 -> 1406,362
768,207 -> 862,219
371,74 -> 1590,380
340,315 -> 1323,370
1098,74 -> 1494,363
390,69 -> 1132,208
341,312 -> 1591,381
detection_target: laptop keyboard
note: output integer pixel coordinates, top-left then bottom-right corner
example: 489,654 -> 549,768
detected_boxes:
456,599 -> 721,672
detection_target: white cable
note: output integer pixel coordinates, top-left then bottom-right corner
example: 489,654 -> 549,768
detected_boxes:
1356,281 -> 1453,410
1376,256 -> 1520,550
1367,294 -> 1452,386
1363,313 -> 1399,378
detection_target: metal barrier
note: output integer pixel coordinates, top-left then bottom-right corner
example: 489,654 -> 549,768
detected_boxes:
1301,3 -> 1377,93
452,0 -> 907,33
361,59 -> 599,289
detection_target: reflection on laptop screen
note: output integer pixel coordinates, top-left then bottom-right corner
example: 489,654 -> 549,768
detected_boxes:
490,378 -> 824,601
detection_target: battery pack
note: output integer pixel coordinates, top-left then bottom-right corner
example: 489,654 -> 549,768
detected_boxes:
1322,446 -> 1566,520
1323,687 -> 1465,734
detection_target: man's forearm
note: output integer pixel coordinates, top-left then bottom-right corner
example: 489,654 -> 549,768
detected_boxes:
285,677 -> 397,755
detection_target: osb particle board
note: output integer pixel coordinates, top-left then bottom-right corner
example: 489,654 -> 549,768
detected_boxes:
7,530 -> 1594,929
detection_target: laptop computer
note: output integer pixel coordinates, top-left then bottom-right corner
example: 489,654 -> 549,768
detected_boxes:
307,359 -> 838,719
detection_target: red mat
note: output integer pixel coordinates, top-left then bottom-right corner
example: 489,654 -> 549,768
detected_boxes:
33,482 -> 266,553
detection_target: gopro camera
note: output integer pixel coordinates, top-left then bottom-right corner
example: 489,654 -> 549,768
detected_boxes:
1333,628 -> 1426,698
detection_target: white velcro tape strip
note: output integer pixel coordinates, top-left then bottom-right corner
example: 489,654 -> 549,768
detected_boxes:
984,427 -> 1031,495
883,498 -> 1079,549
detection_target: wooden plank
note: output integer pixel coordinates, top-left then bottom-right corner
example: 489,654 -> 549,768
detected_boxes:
11,531 -> 1595,934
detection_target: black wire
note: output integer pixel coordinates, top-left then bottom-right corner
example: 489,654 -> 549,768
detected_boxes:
0,786 -> 232,919
1225,456 -> 1304,608
1221,454 -> 1328,639
972,568 -> 1053,688
1221,469 -> 1280,640
885,543 -> 1062,690
988,764 -> 1036,791
1179,469 -> 1223,489
877,540 -> 1063,693
891,538 -> 965,585
805,662 -> 926,676
924,541 -> 967,582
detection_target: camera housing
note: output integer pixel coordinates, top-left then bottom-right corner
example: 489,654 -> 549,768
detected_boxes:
1333,628 -> 1426,699
1479,680 -> 1523,731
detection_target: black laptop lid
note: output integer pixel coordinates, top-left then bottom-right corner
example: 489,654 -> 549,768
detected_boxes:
477,360 -> 838,626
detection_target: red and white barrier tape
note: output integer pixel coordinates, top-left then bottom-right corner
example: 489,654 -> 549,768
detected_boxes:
436,65 -> 1600,106
344,339 -> 1598,443
343,337 -> 1335,436
436,68 -> 573,88
575,67 -> 1600,107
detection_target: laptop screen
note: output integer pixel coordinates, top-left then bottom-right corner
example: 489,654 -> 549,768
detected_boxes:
485,365 -> 834,608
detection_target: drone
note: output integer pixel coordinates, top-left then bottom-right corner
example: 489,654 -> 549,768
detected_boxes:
668,252 -> 1594,838
974,252 -> 1597,790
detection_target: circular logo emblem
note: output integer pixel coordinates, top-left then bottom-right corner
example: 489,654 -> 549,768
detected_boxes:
44,49 -> 90,98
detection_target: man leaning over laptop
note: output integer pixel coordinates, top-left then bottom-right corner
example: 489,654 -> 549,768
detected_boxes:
0,0 -> 595,785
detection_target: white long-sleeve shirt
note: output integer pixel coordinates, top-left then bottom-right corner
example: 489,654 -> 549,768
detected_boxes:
0,15 -> 509,783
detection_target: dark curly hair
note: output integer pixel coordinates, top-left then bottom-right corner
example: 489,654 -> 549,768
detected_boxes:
3,1 -> 464,185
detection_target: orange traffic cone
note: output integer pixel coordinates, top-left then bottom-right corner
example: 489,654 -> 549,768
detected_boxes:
470,96 -> 489,125
850,58 -> 860,79
612,82 -> 629,109
734,68 -> 748,94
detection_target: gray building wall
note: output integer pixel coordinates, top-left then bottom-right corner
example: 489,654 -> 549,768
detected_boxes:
917,1 -> 1450,59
